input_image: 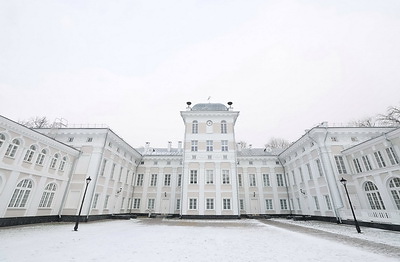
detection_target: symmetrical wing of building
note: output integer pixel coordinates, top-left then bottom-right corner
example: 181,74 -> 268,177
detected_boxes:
0,102 -> 399,227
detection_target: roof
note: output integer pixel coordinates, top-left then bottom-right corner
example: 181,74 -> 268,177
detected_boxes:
136,147 -> 183,156
237,148 -> 281,157
191,103 -> 228,111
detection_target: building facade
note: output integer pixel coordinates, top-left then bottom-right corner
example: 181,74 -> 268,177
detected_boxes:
0,102 -> 399,227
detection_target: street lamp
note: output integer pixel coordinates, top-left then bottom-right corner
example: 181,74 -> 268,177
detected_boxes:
74,176 -> 92,231
340,177 -> 361,233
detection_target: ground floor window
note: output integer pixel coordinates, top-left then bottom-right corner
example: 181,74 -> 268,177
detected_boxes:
148,199 -> 155,210
189,198 -> 197,210
364,181 -> 385,210
223,198 -> 231,210
265,199 -> 273,210
8,179 -> 33,208
133,198 -> 141,209
389,177 -> 400,209
280,199 -> 288,210
206,198 -> 214,210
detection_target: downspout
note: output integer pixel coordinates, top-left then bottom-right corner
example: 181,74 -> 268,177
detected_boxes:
58,150 -> 82,219
85,130 -> 110,219
278,156 -> 292,217
232,119 -> 241,219
307,129 -> 342,223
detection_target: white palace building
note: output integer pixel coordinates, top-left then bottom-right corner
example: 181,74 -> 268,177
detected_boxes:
0,102 -> 399,229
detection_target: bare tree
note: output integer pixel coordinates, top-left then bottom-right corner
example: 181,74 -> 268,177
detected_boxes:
265,137 -> 291,150
19,116 -> 51,128
377,105 -> 400,126
348,117 -> 377,127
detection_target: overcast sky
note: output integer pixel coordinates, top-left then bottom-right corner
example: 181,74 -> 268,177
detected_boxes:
1,0 -> 400,148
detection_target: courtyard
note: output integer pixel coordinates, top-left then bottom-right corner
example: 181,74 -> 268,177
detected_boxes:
0,218 -> 399,261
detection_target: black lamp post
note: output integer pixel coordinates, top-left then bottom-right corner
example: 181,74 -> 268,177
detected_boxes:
74,176 -> 92,231
340,177 -> 361,233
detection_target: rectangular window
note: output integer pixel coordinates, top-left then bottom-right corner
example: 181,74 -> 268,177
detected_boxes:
100,160 -> 107,176
265,199 -> 273,210
192,121 -> 198,134
189,198 -> 197,210
67,137 -> 74,142
299,167 -> 304,183
334,156 -> 347,174
249,174 -> 256,186
316,159 -> 324,177
177,174 -> 182,187
353,158 -> 362,173
221,140 -> 228,151
125,170 -> 129,184
292,170 -> 296,185
92,193 -> 99,208
238,174 -> 243,187
176,199 -> 181,210
221,121 -> 227,133
133,198 -> 141,209
118,167 -> 123,182
297,198 -> 301,210
87,137 -> 93,142
136,174 -> 144,186
223,198 -> 231,210
277,174 -> 284,186
164,174 -> 171,186
206,140 -> 213,151
104,195 -> 110,209
313,196 -> 320,210
110,163 -> 116,179
190,170 -> 198,184
386,147 -> 399,165
280,199 -> 288,210
191,140 -> 198,151
239,199 -> 245,210
324,195 -> 332,210
374,151 -> 386,168
263,174 -> 270,186
362,155 -> 373,171
206,170 -> 214,184
148,199 -> 155,210
206,198 -> 214,210
150,174 -> 157,186
306,163 -> 313,179
222,170 -> 230,184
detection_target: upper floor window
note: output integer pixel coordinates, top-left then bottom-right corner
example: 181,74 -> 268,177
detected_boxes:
5,139 -> 20,158
276,174 -> 284,186
190,170 -> 198,184
315,159 -> 324,177
221,121 -> 227,133
374,151 -> 386,168
386,147 -> 399,165
206,170 -> 214,184
192,121 -> 198,134
263,174 -> 270,186
150,174 -> 157,186
364,181 -> 385,210
59,156 -> 67,171
206,140 -> 213,151
39,183 -> 57,208
306,163 -> 313,179
164,174 -> 171,186
8,179 -> 33,208
353,158 -> 362,173
0,133 -> 5,148
191,140 -> 198,152
362,155 -> 373,171
249,174 -> 256,186
334,156 -> 347,174
136,174 -> 144,186
50,154 -> 59,169
222,170 -> 230,184
36,149 -> 47,165
23,145 -> 37,163
221,140 -> 228,152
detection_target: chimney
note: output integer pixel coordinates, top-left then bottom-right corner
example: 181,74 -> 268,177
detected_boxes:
145,142 -> 150,153
178,141 -> 182,151
168,141 -> 172,152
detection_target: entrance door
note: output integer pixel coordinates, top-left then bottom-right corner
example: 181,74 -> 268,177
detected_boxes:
161,199 -> 170,215
250,199 -> 259,215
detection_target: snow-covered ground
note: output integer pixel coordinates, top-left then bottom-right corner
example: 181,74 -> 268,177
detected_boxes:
0,218 -> 398,262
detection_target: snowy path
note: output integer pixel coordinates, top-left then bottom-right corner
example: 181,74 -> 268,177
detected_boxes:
0,218 -> 398,262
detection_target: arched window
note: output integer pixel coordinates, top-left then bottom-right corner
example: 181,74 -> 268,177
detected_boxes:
23,145 -> 37,162
192,121 -> 198,134
50,154 -> 59,169
36,149 -> 47,165
364,181 -> 385,210
0,133 -> 5,148
39,183 -> 57,207
59,156 -> 67,171
221,120 -> 227,134
5,139 -> 20,158
8,179 -> 33,208
389,177 -> 400,210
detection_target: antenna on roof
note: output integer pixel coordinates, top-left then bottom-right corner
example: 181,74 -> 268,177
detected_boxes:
207,96 -> 211,103
186,101 -> 192,111
227,101 -> 233,110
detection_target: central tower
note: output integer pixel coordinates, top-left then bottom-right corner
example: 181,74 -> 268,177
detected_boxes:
180,102 -> 240,217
